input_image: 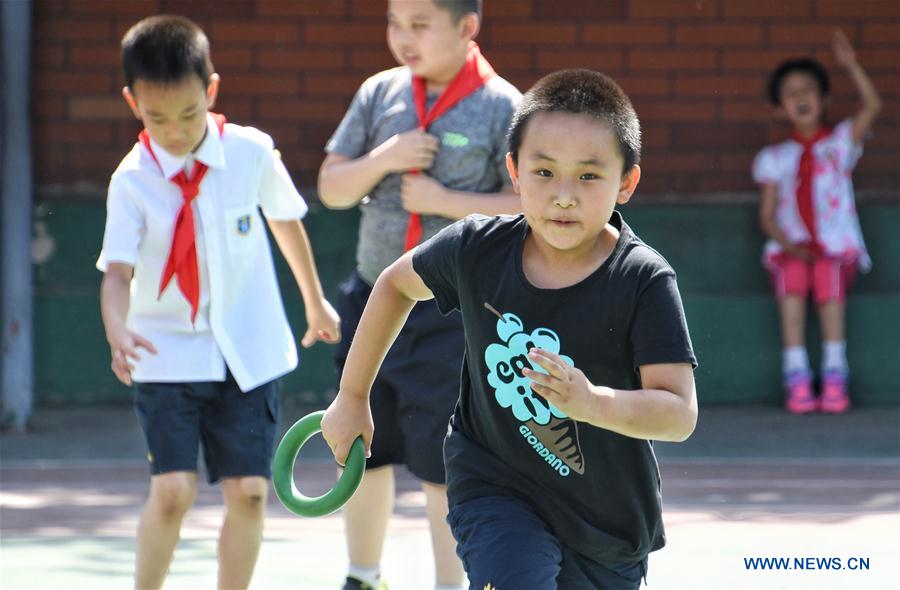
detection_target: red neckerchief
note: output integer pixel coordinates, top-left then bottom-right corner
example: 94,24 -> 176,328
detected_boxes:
791,126 -> 831,249
404,42 -> 495,251
139,113 -> 226,323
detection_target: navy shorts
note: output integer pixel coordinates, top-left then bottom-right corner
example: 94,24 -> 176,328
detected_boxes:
335,271 -> 463,484
133,372 -> 280,485
448,496 -> 648,590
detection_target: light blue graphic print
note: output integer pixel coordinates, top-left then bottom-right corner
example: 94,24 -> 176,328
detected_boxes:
483,307 -> 586,476
485,312 -> 573,425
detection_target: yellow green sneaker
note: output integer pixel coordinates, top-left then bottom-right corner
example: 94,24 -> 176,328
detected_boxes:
342,576 -> 388,590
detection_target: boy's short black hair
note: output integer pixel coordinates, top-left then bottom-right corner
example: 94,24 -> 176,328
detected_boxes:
433,0 -> 482,22
767,58 -> 830,105
508,69 -> 641,175
121,15 -> 214,89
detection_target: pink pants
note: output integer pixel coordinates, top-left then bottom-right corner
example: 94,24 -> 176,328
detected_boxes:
770,253 -> 856,305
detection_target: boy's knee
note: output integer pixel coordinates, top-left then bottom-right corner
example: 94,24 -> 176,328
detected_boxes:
224,476 -> 268,512
149,473 -> 197,517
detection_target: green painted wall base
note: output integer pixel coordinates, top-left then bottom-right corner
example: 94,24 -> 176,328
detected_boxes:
11,200 -> 900,406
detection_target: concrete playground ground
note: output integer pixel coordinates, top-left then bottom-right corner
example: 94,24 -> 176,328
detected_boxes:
1,402 -> 899,590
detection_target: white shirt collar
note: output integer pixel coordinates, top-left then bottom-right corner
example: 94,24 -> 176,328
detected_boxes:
147,113 -> 226,179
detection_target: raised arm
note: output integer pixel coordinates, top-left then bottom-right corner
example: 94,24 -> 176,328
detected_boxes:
320,252 -> 434,463
833,28 -> 882,144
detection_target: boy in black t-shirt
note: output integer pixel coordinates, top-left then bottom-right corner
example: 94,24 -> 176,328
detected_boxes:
323,69 -> 698,590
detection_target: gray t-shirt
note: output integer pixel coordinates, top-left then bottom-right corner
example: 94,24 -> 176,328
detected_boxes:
326,66 -> 522,286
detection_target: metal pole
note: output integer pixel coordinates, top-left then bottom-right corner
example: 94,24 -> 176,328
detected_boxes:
2,0 -> 34,432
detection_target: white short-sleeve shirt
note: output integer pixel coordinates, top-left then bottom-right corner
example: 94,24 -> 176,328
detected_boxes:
752,119 -> 871,271
97,113 -> 308,391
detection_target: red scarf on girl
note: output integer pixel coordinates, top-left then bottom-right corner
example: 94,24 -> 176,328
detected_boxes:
791,126 -> 831,250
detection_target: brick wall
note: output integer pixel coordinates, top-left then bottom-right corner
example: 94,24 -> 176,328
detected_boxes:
32,0 -> 900,198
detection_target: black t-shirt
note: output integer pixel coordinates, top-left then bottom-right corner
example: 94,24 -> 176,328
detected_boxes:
412,212 -> 696,566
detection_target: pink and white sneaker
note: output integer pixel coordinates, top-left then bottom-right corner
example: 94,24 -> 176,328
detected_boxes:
784,370 -> 816,415
819,370 -> 851,414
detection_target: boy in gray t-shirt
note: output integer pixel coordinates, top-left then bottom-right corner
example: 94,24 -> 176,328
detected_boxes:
318,2 -> 520,588
325,65 -> 520,287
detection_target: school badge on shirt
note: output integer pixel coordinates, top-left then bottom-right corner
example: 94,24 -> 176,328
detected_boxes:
442,131 -> 470,148
236,214 -> 252,235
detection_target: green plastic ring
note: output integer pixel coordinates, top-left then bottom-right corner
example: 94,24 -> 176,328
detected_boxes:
272,410 -> 365,518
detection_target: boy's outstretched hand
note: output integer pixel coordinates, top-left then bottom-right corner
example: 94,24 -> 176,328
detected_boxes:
832,28 -> 857,69
321,393 -> 374,466
107,327 -> 157,386
301,299 -> 341,348
523,347 -> 596,423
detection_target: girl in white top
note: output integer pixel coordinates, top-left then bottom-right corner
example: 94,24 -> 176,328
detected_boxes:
752,29 -> 881,415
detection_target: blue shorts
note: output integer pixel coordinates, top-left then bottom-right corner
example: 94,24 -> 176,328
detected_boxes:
448,496 -> 648,590
133,372 -> 280,485
335,271 -> 463,484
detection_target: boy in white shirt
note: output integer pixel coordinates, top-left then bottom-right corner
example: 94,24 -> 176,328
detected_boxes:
97,15 -> 340,590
